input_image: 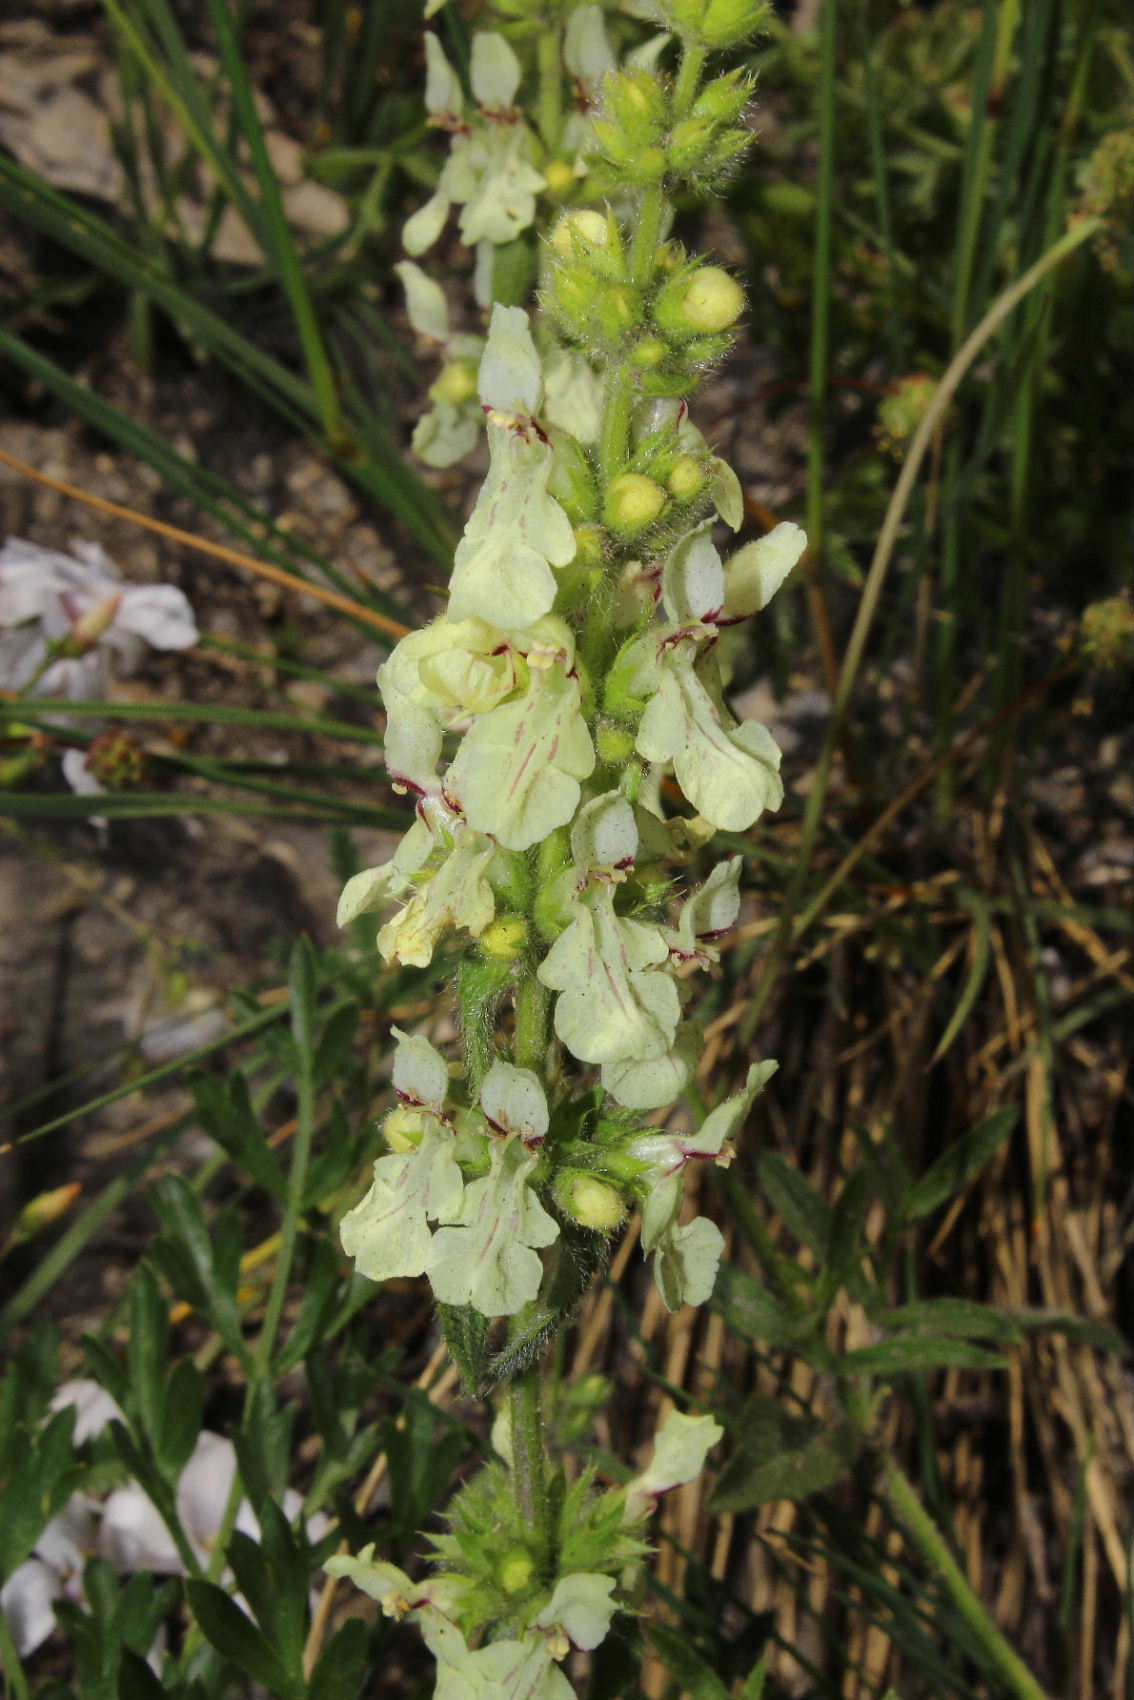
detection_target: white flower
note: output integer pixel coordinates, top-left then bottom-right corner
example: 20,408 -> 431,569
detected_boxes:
538,884 -> 679,1067
721,522 -> 808,622
0,1496 -> 96,1657
340,1127 -> 465,1285
446,648 -> 594,852
636,637 -> 784,832
480,1061 -> 549,1145
99,1432 -> 328,1580
430,1137 -> 559,1317
395,261 -> 485,468
338,795 -> 500,968
448,307 -> 577,631
629,1061 -> 777,1308
624,1409 -> 723,1524
0,537 -> 198,700
534,1572 -> 618,1653
49,1377 -> 124,1443
403,34 -> 545,257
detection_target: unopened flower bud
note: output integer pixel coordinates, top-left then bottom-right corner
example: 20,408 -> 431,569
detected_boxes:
596,723 -> 636,764
68,593 -> 121,652
604,67 -> 668,141
571,524 -> 605,569
604,473 -> 667,535
429,359 -> 478,406
665,0 -> 768,50
654,266 -> 745,337
542,159 -> 577,199
629,336 -> 670,369
666,455 -> 708,502
383,1106 -> 430,1153
559,1172 -> 627,1232
550,208 -> 611,257
498,1548 -> 536,1595
5,1182 -> 82,1249
478,915 -> 529,961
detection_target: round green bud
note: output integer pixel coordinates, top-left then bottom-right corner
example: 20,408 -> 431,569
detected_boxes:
604,473 -> 667,535
656,266 -> 745,336
429,359 -> 478,406
572,523 -> 606,568
550,208 -> 610,257
561,1173 -> 628,1232
629,336 -> 670,369
497,1548 -> 536,1595
383,1106 -> 428,1153
666,454 -> 709,501
479,916 -> 529,961
596,723 -> 636,764
542,159 -> 577,199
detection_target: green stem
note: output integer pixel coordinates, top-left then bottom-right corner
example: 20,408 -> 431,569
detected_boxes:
672,41 -> 706,116
629,183 -> 666,285
509,1365 -> 553,1574
880,1451 -> 1053,1700
535,26 -> 563,154
515,973 -> 549,1074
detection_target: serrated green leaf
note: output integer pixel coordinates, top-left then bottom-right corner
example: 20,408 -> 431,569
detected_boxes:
907,1108 -> 1016,1219
437,1302 -> 491,1396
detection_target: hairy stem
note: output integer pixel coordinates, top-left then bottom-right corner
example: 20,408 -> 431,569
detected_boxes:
510,1364 -> 553,1573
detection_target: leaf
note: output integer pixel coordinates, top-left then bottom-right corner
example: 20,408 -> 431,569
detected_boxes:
289,937 -> 319,1063
438,1303 -> 491,1396
841,1337 -> 1006,1377
274,1240 -> 341,1375
712,1264 -> 807,1349
930,888 -> 992,1063
189,1073 -> 285,1200
313,1002 -> 360,1087
128,1264 -> 170,1451
149,1176 -> 251,1368
306,1618 -> 369,1700
710,1394 -> 860,1513
158,1358 -> 204,1477
907,1108 -> 1016,1218
647,1624 -> 731,1700
879,1299 -> 1023,1341
740,1658 -> 769,1700
186,1579 -> 301,1699
756,1150 -> 832,1258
